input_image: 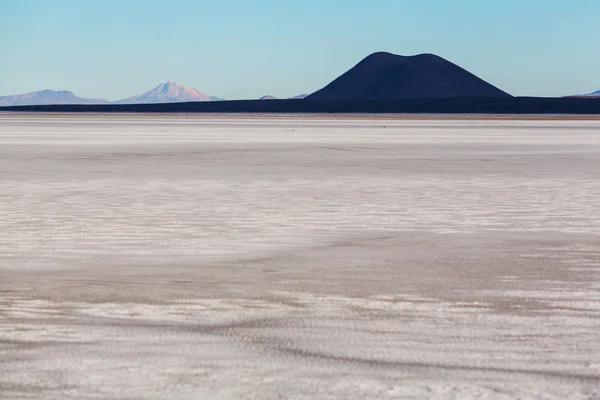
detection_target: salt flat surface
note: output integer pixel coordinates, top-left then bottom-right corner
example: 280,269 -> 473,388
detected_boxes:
1,114 -> 599,399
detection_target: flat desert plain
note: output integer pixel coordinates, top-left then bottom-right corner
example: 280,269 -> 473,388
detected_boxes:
1,114 -> 599,400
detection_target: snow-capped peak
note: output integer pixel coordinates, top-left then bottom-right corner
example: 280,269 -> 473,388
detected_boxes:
114,81 -> 216,104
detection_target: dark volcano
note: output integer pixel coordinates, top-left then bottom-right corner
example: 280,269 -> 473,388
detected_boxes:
306,52 -> 511,101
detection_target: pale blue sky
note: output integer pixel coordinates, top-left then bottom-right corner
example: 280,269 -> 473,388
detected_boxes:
1,0 -> 599,100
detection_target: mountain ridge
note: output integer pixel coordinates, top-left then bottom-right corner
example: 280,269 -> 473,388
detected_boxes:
0,89 -> 109,106
258,94 -> 309,100
3,96 -> 600,115
580,89 -> 600,97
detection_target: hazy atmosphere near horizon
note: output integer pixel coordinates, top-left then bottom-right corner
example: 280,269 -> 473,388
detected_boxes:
1,0 -> 599,100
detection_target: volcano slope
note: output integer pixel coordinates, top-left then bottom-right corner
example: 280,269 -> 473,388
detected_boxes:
307,51 -> 511,101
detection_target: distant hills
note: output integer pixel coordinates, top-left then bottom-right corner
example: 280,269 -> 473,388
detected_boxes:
5,97 -> 600,115
307,52 -> 511,101
0,82 -> 222,106
1,52 -> 599,110
259,94 -> 308,100
568,89 -> 600,98
0,82 -> 311,106
0,90 -> 108,106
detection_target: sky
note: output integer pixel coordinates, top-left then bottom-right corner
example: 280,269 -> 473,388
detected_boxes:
1,0 -> 599,100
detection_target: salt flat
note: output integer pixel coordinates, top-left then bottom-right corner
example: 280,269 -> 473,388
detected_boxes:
1,114 -> 599,399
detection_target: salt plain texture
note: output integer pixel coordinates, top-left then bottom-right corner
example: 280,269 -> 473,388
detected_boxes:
1,114 -> 599,399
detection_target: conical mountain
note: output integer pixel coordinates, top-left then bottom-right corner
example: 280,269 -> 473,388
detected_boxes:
114,81 -> 215,104
306,52 -> 511,101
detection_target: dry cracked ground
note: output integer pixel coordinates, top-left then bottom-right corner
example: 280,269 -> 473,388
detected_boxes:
1,114 -> 599,399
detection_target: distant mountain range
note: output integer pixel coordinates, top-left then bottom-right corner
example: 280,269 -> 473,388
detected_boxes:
0,81 -> 310,106
1,52 -> 596,106
306,52 -> 511,101
0,82 -> 222,106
